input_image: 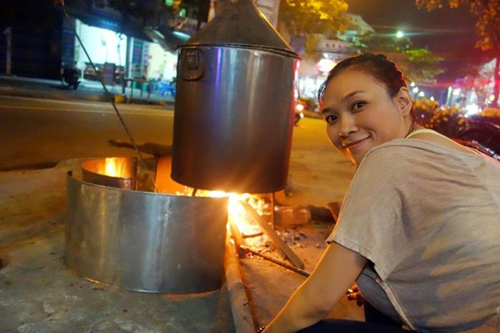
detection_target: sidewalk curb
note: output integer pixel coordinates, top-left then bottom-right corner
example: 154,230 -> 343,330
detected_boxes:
0,75 -> 175,107
0,86 -> 109,102
225,238 -> 256,333
0,87 -> 174,107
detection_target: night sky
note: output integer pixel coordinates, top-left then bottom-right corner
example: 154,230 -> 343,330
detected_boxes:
345,0 -> 487,82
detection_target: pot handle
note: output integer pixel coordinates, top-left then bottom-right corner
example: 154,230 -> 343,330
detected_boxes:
180,48 -> 204,81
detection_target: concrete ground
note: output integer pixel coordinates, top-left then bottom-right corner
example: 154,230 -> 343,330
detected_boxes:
0,84 -> 361,333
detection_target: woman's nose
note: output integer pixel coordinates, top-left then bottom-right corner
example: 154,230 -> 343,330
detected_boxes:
338,115 -> 357,137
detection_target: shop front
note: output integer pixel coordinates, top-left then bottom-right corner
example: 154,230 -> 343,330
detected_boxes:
68,16 -> 178,92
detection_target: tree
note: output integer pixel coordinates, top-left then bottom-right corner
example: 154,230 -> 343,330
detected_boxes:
278,0 -> 349,47
416,0 -> 500,107
105,0 -> 210,33
356,33 -> 445,83
1,0 -> 60,30
403,48 -> 445,82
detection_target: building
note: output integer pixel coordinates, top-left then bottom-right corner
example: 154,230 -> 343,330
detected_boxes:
296,13 -> 374,100
0,0 -> 209,86
0,0 -> 65,79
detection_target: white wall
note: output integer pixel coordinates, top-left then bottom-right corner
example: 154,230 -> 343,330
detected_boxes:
147,43 -> 178,81
74,19 -> 127,70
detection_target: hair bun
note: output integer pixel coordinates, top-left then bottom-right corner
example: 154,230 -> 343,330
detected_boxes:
376,54 -> 389,61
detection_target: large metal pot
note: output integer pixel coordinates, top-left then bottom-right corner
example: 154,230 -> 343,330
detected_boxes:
171,0 -> 300,194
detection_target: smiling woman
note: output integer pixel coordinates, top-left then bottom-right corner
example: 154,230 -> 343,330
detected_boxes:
261,53 -> 500,333
318,54 -> 414,165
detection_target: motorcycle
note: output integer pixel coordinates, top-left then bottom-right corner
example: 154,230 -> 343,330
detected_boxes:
456,117 -> 500,160
294,102 -> 305,125
294,97 -> 319,125
61,64 -> 81,89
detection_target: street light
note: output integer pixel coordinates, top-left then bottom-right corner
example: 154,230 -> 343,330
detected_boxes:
396,31 -> 405,38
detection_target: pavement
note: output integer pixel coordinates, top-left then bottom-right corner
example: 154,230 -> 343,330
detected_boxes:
0,77 -> 362,332
0,74 -> 175,107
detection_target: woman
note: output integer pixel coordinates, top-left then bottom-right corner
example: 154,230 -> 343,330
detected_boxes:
261,54 -> 500,333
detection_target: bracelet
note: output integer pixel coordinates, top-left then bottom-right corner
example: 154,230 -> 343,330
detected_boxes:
257,326 -> 266,333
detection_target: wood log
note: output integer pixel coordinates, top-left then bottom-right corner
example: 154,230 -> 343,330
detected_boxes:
229,215 -> 248,258
240,201 -> 305,270
327,201 -> 341,223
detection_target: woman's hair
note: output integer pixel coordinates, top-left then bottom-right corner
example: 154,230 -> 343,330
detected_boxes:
318,53 -> 407,103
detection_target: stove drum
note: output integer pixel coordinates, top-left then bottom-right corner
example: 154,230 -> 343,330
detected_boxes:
65,159 -> 228,294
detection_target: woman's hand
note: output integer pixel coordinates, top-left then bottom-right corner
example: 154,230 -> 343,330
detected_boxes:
263,242 -> 367,333
346,284 -> 364,307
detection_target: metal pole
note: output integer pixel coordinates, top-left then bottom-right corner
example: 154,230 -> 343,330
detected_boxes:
240,245 -> 310,278
5,27 -> 12,75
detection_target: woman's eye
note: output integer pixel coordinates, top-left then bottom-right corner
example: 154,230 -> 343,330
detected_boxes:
352,101 -> 366,110
325,114 -> 338,124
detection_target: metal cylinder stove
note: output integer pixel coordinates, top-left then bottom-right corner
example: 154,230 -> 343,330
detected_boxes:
171,0 -> 300,193
65,158 -> 228,294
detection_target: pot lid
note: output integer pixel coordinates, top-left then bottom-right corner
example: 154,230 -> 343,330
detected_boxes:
182,0 -> 299,58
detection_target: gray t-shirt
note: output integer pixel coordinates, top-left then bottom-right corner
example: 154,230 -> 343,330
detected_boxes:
327,139 -> 500,332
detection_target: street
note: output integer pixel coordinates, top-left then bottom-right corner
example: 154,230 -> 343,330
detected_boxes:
0,96 -> 174,171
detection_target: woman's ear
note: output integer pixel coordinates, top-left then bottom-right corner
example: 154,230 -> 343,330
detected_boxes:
395,87 -> 413,116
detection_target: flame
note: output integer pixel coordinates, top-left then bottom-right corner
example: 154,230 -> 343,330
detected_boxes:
103,158 -> 128,178
180,188 -> 270,245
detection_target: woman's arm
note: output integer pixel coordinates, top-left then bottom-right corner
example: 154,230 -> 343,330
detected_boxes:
263,242 -> 367,333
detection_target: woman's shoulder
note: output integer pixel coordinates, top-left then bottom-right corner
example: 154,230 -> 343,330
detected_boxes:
356,138 -> 484,181
360,139 -> 439,168
362,138 -> 479,165
357,138 -> 500,186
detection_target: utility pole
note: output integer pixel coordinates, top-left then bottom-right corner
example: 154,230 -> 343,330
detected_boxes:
3,27 -> 12,75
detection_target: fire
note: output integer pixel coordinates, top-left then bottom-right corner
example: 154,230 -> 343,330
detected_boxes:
103,158 -> 130,178
227,193 -> 266,237
181,188 -> 270,246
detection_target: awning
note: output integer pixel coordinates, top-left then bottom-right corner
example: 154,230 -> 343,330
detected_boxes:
144,27 -> 190,52
68,11 -> 153,42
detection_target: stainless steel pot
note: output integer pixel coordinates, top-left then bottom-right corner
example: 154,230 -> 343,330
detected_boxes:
171,0 -> 300,193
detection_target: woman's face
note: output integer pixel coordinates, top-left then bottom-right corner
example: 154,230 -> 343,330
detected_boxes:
320,69 -> 412,166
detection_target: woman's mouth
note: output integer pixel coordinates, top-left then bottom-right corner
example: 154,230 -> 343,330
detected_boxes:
343,136 -> 370,152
